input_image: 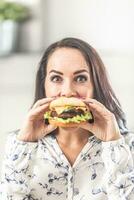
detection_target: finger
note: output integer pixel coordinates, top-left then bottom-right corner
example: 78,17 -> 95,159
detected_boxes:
83,98 -> 108,112
83,98 -> 105,109
29,103 -> 50,118
33,97 -> 55,108
78,121 -> 94,133
86,101 -> 112,120
81,100 -> 99,118
83,98 -> 111,119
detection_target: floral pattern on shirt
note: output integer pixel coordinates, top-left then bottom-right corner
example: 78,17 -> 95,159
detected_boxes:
0,130 -> 134,200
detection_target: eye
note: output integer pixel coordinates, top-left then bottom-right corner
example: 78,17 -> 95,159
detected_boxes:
50,75 -> 62,82
74,75 -> 88,83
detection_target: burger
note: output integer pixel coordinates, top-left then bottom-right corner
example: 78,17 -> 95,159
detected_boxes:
44,97 -> 94,127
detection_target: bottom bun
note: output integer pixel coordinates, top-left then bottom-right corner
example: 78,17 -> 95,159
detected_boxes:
49,119 -> 87,128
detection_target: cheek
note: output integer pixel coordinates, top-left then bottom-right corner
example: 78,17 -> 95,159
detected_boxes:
77,84 -> 94,98
78,88 -> 93,98
44,80 -> 60,97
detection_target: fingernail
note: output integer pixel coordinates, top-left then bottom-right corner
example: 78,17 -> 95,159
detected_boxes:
50,96 -> 56,99
83,100 -> 93,103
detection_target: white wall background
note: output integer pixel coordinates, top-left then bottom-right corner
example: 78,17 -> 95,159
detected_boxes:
0,0 -> 134,173
42,0 -> 134,51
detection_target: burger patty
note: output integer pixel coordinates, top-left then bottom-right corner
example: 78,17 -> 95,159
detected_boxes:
50,109 -> 84,119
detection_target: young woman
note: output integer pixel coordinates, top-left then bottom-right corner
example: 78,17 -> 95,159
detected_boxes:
1,38 -> 134,200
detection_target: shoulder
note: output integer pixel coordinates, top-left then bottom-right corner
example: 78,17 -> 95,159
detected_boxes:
5,130 -> 55,149
123,132 -> 134,151
5,129 -> 20,146
5,129 -> 38,155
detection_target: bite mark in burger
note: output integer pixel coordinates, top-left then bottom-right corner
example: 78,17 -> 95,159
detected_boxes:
44,97 -> 94,127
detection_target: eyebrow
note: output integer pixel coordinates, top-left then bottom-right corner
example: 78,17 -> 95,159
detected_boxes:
49,69 -> 89,75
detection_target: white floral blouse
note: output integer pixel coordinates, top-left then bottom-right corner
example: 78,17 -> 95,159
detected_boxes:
0,130 -> 134,200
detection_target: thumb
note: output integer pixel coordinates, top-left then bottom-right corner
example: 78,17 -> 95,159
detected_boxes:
78,122 -> 93,132
45,124 -> 57,135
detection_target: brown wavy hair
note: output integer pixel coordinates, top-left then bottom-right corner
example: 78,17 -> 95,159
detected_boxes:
32,37 -> 128,134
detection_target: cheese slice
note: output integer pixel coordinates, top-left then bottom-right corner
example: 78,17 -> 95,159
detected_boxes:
54,106 -> 87,115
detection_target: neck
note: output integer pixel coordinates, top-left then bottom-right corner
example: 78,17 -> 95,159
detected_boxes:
55,127 -> 93,147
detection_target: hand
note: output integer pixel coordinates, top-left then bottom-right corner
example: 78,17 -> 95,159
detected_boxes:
17,97 -> 57,142
79,98 -> 122,142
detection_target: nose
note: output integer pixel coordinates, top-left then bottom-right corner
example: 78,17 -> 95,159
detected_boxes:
60,81 -> 77,97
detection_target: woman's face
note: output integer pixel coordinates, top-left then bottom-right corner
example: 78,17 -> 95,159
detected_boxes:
45,48 -> 94,99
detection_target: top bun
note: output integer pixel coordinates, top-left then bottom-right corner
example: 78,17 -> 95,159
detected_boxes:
50,97 -> 86,109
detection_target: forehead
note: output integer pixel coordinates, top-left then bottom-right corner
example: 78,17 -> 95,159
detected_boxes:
46,47 -> 89,73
